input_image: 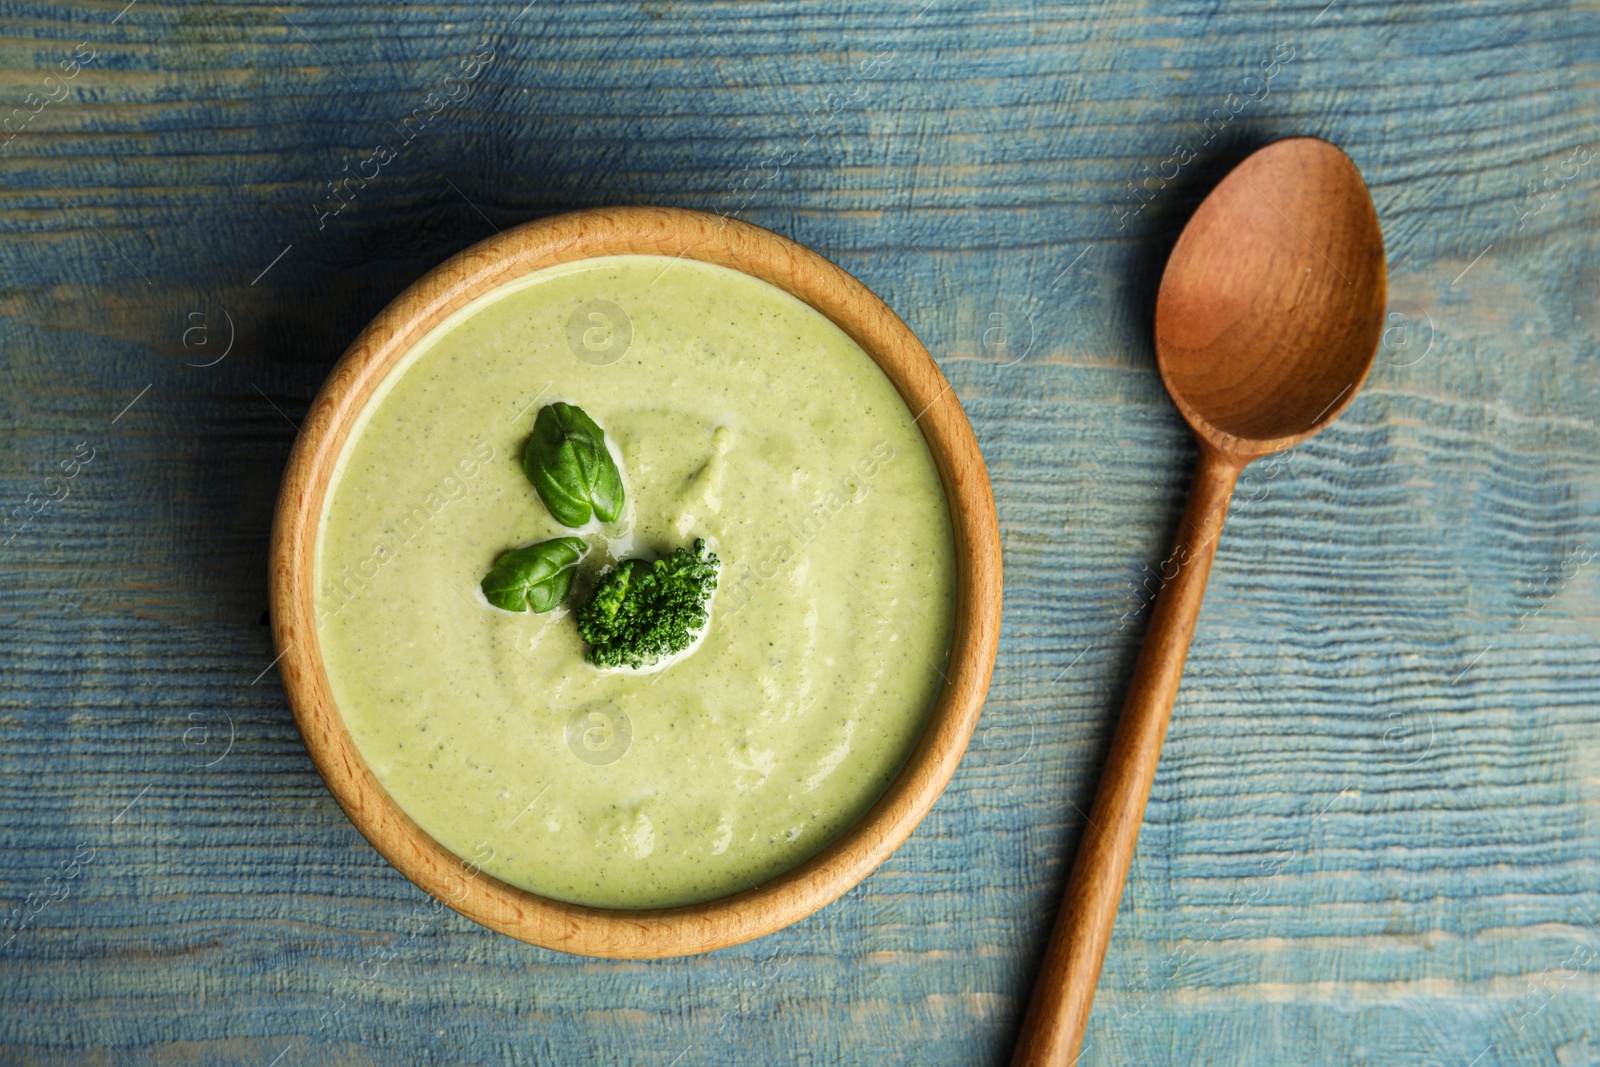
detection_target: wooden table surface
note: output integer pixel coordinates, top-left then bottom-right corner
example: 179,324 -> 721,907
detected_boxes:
3,2 -> 1598,1064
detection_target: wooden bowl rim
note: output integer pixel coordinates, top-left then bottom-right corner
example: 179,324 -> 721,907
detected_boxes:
268,205 -> 1002,959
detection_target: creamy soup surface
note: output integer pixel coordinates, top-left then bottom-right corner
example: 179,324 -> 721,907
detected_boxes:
316,254 -> 956,908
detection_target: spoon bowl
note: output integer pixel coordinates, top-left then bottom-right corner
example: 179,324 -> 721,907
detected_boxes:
1156,136 -> 1387,454
1013,137 -> 1386,1065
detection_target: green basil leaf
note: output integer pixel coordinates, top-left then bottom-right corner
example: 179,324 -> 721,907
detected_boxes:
523,403 -> 625,527
480,536 -> 588,613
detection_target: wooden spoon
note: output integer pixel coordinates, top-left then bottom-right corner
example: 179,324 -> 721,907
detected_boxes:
1011,137 -> 1386,1065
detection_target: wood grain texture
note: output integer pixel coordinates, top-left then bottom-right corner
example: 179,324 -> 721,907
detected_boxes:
3,1 -> 1599,1064
1013,446 -> 1243,1066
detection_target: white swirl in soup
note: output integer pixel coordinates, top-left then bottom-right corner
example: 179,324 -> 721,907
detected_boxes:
315,255 -> 956,909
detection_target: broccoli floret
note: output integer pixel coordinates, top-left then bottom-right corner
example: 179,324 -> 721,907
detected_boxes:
575,539 -> 720,669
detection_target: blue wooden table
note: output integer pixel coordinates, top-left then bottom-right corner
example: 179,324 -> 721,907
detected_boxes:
4,2 -> 1599,1064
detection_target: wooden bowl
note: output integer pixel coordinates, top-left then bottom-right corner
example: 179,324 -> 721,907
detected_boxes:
269,206 -> 1003,958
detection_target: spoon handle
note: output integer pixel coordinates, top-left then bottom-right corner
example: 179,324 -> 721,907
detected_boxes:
1012,447 -> 1242,1066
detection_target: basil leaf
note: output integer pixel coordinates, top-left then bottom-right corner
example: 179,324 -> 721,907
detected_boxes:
480,536 -> 588,613
523,403 -> 625,527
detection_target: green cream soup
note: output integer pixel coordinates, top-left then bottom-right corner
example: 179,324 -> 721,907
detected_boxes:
316,255 -> 956,908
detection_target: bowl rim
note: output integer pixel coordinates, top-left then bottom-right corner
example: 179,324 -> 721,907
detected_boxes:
268,205 -> 1003,958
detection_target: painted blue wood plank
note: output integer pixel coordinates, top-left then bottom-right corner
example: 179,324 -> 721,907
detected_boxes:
2,0 -> 1599,1064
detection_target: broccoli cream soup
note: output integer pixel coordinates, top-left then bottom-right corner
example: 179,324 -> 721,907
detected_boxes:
316,255 -> 956,908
